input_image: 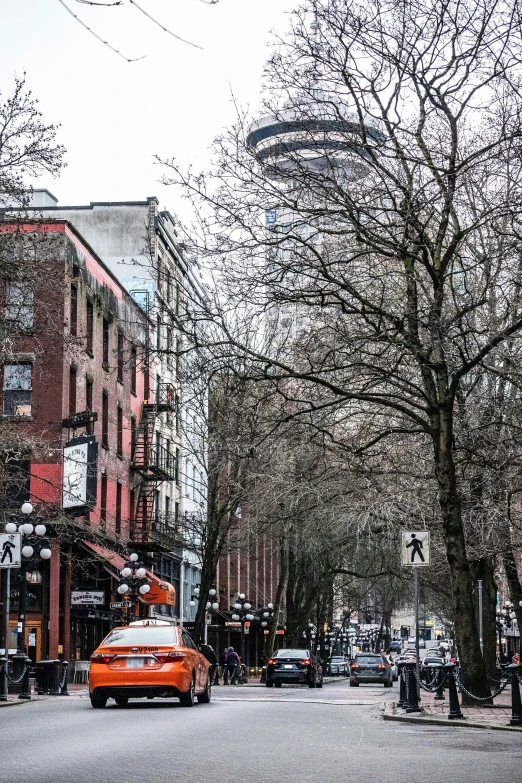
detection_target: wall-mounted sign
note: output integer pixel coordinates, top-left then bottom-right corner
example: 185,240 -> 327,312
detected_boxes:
71,590 -> 105,606
63,436 -> 98,509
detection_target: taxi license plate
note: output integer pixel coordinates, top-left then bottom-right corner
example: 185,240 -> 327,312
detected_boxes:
126,657 -> 145,669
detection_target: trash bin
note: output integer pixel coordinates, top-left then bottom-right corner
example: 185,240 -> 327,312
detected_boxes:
35,660 -> 60,695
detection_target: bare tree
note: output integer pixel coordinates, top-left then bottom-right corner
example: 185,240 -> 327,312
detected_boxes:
159,0 -> 522,698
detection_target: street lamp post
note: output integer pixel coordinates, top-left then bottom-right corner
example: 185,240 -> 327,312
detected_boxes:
5,502 -> 51,700
496,602 -> 517,661
117,553 -> 151,623
231,593 -> 255,673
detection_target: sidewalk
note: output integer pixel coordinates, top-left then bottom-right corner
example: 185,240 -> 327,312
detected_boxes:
383,687 -> 521,732
0,682 -> 88,706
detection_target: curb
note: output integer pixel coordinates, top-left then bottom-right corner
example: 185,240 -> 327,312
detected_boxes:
382,700 -> 522,732
0,700 -> 31,708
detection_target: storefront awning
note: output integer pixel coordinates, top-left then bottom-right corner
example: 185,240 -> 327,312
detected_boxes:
81,541 -> 176,606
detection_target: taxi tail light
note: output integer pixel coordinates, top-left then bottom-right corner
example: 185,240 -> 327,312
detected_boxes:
90,653 -> 115,664
155,651 -> 186,664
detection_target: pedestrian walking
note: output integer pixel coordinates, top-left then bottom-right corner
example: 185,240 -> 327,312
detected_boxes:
225,647 -> 240,685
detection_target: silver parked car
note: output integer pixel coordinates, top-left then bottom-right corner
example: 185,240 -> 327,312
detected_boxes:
350,653 -> 393,687
329,656 -> 349,675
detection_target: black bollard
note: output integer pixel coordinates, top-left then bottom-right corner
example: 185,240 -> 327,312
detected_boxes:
0,656 -> 8,702
434,665 -> 445,700
506,663 -> 522,727
19,655 -> 31,700
405,663 -> 421,713
397,663 -> 407,708
444,663 -> 464,719
60,661 -> 69,695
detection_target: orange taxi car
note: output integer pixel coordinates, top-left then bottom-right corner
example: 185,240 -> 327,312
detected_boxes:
89,619 -> 211,708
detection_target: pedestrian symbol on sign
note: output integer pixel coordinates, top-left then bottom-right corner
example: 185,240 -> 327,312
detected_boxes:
0,533 -> 21,568
401,531 -> 430,567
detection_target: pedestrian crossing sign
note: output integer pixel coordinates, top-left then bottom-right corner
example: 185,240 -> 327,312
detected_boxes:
0,532 -> 21,568
401,531 -> 430,567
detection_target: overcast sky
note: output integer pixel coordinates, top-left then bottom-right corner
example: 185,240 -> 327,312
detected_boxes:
1,0 -> 298,220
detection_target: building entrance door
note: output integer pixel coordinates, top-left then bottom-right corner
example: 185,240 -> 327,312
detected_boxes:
9,620 -> 42,663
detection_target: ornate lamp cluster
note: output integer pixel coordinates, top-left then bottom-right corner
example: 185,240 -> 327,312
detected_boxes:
189,585 -> 219,611
231,593 -> 254,623
5,502 -> 51,563
117,553 -> 151,622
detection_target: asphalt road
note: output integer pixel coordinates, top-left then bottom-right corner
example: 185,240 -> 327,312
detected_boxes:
2,680 -> 521,783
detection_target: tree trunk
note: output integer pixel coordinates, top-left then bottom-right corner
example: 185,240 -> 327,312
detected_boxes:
434,437 -> 491,703
472,558 -> 497,680
267,539 -> 288,658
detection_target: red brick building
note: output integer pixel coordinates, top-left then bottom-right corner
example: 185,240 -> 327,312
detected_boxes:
0,220 -> 176,664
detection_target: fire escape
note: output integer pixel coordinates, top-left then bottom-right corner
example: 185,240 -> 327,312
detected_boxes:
130,382 -> 178,551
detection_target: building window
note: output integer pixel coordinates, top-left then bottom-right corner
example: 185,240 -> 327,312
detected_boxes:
130,345 -> 137,394
175,394 -> 180,434
156,314 -> 161,351
5,283 -> 34,331
155,489 -> 160,521
129,488 -> 135,525
85,376 -> 93,434
102,391 -> 109,449
175,447 -> 180,484
86,299 -> 94,354
155,430 -> 161,467
175,337 -> 180,378
100,473 -> 107,526
117,405 -> 123,456
175,501 -> 179,527
175,283 -> 180,316
157,255 -> 162,289
165,495 -> 170,519
102,318 -> 109,367
130,415 -> 136,459
3,364 -> 32,416
166,327 -> 172,367
70,285 -> 77,336
117,333 -> 124,383
166,271 -> 172,302
69,366 -> 77,416
115,482 -> 122,534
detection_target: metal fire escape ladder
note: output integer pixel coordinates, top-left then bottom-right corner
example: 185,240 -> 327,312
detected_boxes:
130,383 -> 175,547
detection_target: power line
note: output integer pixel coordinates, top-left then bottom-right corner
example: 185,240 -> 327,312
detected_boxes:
127,0 -> 203,50
58,0 -> 146,62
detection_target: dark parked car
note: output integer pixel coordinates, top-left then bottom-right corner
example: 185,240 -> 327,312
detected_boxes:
266,649 -> 323,688
329,656 -> 349,675
350,653 -> 393,687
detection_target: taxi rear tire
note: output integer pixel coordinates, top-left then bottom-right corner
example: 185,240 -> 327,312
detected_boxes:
180,674 -> 196,707
90,694 -> 107,709
197,674 -> 212,704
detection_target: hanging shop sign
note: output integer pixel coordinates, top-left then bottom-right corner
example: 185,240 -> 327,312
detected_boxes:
71,590 -> 105,606
63,435 -> 98,509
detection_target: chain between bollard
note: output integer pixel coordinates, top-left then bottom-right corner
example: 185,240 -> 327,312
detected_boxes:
6,662 -> 29,686
412,665 -> 448,693
453,668 -> 508,701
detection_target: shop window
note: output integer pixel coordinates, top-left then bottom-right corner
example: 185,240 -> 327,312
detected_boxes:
3,364 -> 32,416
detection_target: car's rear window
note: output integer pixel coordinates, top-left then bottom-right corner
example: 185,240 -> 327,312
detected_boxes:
356,656 -> 384,665
273,649 -> 308,658
331,657 -> 345,663
101,627 -> 178,646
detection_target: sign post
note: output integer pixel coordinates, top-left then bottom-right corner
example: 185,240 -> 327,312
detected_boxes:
401,531 -> 431,688
0,533 -> 21,700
